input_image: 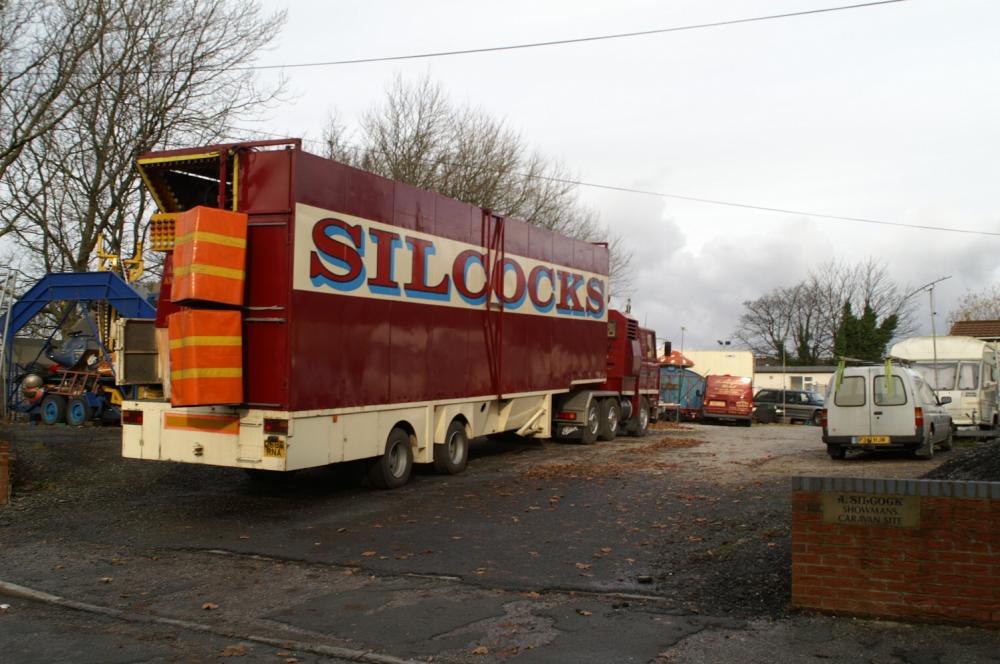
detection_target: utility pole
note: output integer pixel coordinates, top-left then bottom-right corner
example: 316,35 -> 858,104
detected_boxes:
905,276 -> 951,390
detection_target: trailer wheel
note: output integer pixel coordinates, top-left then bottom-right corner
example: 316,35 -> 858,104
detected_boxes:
580,401 -> 600,444
368,427 -> 414,489
434,420 -> 469,474
627,398 -> 650,437
597,399 -> 620,441
66,396 -> 92,426
40,395 -> 66,425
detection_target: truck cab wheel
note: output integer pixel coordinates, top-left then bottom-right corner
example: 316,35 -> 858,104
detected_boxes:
368,427 -> 414,489
434,420 -> 469,474
597,399 -> 620,441
40,394 -> 66,425
580,402 -> 600,444
627,398 -> 650,437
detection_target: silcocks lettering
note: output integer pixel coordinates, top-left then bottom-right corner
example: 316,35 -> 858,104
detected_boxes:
309,217 -> 607,319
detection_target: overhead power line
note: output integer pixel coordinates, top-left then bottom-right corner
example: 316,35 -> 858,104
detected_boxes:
218,125 -> 997,238
234,0 -> 911,71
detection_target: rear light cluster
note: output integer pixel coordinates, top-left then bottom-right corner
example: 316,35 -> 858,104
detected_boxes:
557,411 -> 577,421
914,407 -> 924,428
819,409 -> 827,428
122,410 -> 143,425
264,418 -> 289,435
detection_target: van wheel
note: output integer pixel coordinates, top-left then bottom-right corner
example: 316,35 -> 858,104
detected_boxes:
598,399 -> 620,441
939,430 -> 954,452
368,427 -> 413,489
914,433 -> 935,460
434,420 -> 469,474
827,445 -> 846,460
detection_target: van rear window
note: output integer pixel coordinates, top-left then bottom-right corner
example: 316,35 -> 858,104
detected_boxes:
874,375 -> 907,406
834,376 -> 865,406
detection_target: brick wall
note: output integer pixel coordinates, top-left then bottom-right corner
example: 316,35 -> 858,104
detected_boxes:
0,440 -> 10,506
792,476 -> 1000,627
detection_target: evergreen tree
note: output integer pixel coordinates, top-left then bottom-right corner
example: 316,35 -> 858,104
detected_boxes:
833,301 -> 898,362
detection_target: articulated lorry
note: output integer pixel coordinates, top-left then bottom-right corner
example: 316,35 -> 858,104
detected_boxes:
119,139 -> 658,488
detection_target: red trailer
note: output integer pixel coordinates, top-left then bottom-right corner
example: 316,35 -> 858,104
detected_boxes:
120,139 -> 657,487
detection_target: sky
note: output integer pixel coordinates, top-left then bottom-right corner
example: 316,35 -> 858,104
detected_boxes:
245,0 -> 1000,351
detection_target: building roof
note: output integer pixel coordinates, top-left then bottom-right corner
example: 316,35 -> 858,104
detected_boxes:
949,320 -> 1000,340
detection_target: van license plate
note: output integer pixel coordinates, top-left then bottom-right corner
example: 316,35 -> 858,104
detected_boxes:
708,400 -> 726,407
857,436 -> 890,445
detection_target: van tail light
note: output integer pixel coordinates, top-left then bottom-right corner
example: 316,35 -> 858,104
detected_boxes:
819,409 -> 827,428
914,407 -> 924,429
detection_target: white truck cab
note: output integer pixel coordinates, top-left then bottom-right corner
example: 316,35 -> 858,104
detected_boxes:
822,364 -> 953,460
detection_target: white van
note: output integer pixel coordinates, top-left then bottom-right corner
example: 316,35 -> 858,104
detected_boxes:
822,365 -> 952,460
890,336 -> 998,429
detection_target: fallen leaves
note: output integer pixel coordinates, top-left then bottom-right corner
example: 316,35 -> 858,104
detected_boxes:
202,602 -> 219,610
220,644 -> 246,657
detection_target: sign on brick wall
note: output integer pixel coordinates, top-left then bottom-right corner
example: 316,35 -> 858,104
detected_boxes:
821,492 -> 920,528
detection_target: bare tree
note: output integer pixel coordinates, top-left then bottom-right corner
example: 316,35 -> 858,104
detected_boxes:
735,258 -> 917,363
0,0 -> 286,280
948,284 -> 1000,324
322,75 -> 634,295
0,0 -> 111,235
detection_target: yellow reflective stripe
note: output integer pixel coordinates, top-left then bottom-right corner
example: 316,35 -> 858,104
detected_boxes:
173,263 -> 244,280
174,230 -> 246,249
169,335 -> 242,349
170,367 -> 243,380
164,413 -> 239,434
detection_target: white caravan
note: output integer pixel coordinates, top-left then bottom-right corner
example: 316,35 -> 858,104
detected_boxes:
889,336 -> 998,428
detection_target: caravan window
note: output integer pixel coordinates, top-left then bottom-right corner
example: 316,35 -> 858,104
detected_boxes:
834,376 -> 865,407
957,362 -> 979,390
912,362 -> 957,390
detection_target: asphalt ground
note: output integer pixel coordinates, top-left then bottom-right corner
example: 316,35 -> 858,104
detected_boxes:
1,421 -> 998,663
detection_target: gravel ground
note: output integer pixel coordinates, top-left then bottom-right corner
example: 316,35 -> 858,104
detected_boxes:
2,421 -> 998,663
923,437 -> 1000,481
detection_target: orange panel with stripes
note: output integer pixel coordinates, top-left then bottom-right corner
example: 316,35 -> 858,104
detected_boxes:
168,309 -> 243,406
170,206 -> 248,306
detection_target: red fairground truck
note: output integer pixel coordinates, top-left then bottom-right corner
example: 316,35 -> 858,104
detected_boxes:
118,139 -> 658,488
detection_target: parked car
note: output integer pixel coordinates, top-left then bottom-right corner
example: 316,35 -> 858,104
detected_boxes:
822,364 -> 953,460
753,389 -> 825,425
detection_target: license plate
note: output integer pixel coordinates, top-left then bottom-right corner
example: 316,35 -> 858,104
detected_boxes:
857,435 -> 890,445
264,438 -> 286,458
708,400 -> 726,407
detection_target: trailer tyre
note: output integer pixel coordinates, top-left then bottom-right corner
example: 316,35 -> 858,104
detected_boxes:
628,398 -> 650,437
66,396 -> 92,426
368,427 -> 414,489
40,394 -> 66,425
597,399 -> 620,441
580,401 -> 600,444
434,420 -> 469,475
